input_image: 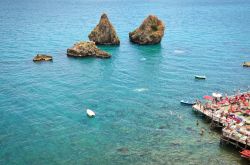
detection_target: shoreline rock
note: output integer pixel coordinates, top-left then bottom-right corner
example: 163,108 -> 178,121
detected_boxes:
88,13 -> 120,45
129,15 -> 165,45
243,62 -> 250,67
67,41 -> 111,58
33,54 -> 53,62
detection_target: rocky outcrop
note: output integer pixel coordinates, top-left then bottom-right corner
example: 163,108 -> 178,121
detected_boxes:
67,41 -> 111,58
33,54 -> 53,62
88,13 -> 120,45
243,62 -> 250,67
129,15 -> 165,45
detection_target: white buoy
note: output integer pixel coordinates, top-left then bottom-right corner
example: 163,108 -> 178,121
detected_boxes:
86,109 -> 95,117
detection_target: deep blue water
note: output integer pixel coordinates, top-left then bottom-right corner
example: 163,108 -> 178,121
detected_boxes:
1,0 -> 250,164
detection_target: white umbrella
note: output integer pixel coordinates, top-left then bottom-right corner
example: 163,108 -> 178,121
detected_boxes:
212,93 -> 222,98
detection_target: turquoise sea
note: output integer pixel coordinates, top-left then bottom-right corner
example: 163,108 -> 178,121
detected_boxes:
1,0 -> 250,164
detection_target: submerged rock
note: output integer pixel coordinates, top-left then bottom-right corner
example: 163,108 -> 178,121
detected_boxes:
243,62 -> 250,67
170,140 -> 182,146
186,127 -> 194,132
88,13 -> 120,45
129,15 -> 165,45
67,41 -> 111,58
117,147 -> 129,154
158,125 -> 166,129
33,54 -> 53,62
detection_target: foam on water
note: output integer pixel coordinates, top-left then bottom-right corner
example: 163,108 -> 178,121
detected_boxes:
173,49 -> 185,54
133,88 -> 149,92
140,57 -> 147,61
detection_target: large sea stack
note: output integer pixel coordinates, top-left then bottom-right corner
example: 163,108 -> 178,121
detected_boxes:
88,13 -> 120,45
129,15 -> 165,45
67,41 -> 111,58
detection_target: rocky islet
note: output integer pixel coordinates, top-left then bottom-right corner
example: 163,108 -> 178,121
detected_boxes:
33,54 -> 53,62
88,13 -> 120,45
129,15 -> 165,45
67,41 -> 111,58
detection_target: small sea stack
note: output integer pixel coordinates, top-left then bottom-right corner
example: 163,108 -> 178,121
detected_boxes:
129,15 -> 165,45
33,54 -> 53,62
88,13 -> 120,45
243,62 -> 250,67
67,41 -> 111,58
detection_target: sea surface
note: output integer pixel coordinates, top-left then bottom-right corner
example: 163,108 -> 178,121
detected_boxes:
1,0 -> 250,164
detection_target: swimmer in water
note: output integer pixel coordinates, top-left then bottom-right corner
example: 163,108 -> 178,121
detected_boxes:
200,128 -> 205,136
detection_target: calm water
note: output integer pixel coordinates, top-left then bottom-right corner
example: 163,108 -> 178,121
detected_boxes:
1,0 -> 250,164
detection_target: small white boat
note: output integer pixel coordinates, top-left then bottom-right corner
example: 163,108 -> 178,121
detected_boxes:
86,109 -> 95,117
195,75 -> 206,80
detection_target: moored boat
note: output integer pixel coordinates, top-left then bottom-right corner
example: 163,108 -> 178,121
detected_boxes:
243,62 -> 250,67
195,75 -> 206,80
240,150 -> 250,159
86,109 -> 95,117
180,100 -> 195,106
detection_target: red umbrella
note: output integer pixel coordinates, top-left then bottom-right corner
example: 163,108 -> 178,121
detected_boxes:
203,95 -> 213,100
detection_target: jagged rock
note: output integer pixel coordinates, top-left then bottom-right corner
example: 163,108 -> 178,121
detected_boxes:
243,62 -> 250,67
33,54 -> 53,62
67,41 -> 111,58
88,13 -> 120,45
129,15 -> 165,45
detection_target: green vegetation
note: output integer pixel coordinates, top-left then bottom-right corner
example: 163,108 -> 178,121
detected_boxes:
151,24 -> 158,31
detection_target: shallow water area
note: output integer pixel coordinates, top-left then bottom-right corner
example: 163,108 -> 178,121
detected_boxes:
0,0 -> 250,164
